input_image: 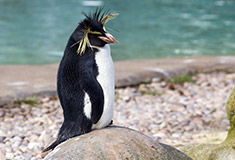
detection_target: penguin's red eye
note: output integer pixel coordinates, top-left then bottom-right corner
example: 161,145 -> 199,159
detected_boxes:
89,34 -> 95,38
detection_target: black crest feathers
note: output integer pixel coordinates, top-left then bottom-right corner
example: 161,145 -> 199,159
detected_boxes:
82,8 -> 110,23
82,7 -> 118,26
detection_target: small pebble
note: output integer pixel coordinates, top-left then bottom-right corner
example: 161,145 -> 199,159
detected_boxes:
5,152 -> 14,159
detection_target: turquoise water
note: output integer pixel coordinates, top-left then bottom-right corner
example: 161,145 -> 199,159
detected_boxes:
0,0 -> 235,65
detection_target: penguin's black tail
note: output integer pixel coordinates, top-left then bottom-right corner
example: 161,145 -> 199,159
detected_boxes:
42,138 -> 65,153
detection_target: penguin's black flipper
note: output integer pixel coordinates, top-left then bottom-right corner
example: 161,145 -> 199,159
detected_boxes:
79,58 -> 104,124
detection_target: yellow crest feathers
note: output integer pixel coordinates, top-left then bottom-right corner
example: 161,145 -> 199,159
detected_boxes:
74,29 -> 102,55
101,13 -> 119,25
77,31 -> 90,55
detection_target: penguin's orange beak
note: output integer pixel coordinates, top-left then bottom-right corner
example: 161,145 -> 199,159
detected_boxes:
98,33 -> 117,44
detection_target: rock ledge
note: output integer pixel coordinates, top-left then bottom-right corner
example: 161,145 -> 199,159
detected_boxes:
43,126 -> 191,160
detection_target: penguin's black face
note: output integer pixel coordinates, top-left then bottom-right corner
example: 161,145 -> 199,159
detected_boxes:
71,8 -> 118,54
86,20 -> 108,47
80,16 -> 118,47
88,33 -> 106,47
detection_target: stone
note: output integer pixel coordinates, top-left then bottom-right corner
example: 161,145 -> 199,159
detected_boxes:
0,136 -> 6,142
0,151 -> 6,160
0,108 -> 5,117
43,126 -> 192,160
180,86 -> 235,160
5,152 -> 14,159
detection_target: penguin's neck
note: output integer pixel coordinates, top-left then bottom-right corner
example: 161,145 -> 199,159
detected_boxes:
94,44 -> 114,82
94,44 -> 113,72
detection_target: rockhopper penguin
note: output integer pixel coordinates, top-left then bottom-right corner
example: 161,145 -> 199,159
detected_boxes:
43,9 -> 118,153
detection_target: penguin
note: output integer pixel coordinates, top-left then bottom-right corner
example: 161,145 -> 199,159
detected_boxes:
42,9 -> 118,153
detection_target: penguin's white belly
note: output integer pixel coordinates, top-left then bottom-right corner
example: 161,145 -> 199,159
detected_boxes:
84,44 -> 114,129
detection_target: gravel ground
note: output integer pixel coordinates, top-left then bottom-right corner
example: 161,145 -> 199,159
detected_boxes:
0,72 -> 235,160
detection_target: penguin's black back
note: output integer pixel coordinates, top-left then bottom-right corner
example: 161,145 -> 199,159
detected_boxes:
43,36 -> 105,152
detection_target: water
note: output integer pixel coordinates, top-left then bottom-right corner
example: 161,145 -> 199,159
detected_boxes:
0,0 -> 235,65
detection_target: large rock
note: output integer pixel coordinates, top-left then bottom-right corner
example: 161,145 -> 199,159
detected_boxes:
43,126 -> 191,160
180,87 -> 235,160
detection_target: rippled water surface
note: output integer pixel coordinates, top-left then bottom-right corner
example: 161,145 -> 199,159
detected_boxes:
0,0 -> 235,64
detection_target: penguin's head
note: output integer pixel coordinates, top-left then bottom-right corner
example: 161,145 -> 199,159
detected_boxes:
71,8 -> 118,54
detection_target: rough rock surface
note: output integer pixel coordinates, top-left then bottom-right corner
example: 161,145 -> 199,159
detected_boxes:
180,87 -> 235,160
43,126 -> 192,160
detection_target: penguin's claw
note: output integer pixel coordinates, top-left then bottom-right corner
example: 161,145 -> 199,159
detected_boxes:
109,120 -> 113,126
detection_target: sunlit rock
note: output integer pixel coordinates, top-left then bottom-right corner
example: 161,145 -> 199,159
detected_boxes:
43,126 -> 191,160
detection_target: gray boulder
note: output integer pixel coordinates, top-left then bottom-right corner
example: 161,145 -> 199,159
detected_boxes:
43,126 -> 191,160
